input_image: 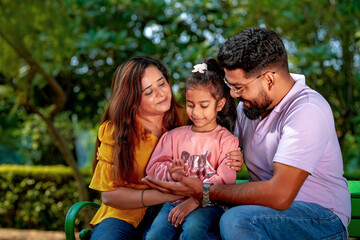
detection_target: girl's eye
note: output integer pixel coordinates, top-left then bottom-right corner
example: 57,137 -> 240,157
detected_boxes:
201,105 -> 209,108
159,81 -> 165,86
186,104 -> 193,108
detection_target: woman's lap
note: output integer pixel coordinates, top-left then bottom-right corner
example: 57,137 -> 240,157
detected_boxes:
91,205 -> 162,240
91,218 -> 136,240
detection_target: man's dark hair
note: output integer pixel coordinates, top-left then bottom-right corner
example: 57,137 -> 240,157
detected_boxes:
218,27 -> 289,77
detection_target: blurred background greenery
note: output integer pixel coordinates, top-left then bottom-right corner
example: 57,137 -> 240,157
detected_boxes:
0,0 -> 359,231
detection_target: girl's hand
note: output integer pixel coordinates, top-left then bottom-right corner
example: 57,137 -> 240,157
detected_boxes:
167,159 -> 188,177
226,147 -> 243,172
142,174 -> 203,199
168,197 -> 200,227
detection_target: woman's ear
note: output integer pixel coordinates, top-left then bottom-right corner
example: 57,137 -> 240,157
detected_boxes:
217,97 -> 226,111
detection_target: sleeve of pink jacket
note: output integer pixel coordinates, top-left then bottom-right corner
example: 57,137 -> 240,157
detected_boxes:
204,134 -> 239,185
146,131 -> 174,181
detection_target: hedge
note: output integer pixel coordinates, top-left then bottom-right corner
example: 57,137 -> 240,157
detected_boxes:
0,164 -> 100,231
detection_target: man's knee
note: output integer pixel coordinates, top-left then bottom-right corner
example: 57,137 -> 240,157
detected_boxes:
220,206 -> 260,239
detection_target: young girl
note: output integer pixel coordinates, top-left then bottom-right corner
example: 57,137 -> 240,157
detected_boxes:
145,58 -> 239,240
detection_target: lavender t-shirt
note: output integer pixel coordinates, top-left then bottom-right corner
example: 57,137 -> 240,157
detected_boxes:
234,73 -> 351,228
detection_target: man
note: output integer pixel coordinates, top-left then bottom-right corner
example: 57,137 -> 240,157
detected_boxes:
143,27 -> 350,239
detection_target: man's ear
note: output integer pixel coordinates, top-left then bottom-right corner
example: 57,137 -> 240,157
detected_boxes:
266,72 -> 275,90
217,97 -> 226,111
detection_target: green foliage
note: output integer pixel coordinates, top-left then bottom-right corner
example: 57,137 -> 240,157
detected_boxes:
236,164 -> 249,180
0,1 -> 359,177
0,164 -> 99,231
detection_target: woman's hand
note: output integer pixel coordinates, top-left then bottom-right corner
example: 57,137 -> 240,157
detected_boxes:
168,197 -> 200,227
226,147 -> 243,171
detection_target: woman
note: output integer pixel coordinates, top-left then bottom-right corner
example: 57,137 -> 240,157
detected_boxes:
89,56 -> 242,240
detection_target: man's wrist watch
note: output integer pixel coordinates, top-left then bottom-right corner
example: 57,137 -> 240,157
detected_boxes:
202,183 -> 214,206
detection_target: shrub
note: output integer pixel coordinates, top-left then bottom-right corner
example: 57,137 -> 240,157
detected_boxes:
0,164 -> 99,231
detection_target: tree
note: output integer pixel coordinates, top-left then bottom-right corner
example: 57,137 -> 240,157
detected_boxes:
0,0 -> 90,203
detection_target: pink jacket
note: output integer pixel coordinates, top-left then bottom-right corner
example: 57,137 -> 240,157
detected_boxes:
146,125 -> 239,185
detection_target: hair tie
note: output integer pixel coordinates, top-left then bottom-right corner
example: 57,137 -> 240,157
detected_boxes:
192,63 -> 207,73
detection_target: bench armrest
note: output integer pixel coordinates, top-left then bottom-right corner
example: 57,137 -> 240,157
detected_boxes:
65,201 -> 100,240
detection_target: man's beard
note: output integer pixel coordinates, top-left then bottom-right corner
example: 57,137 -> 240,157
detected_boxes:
241,89 -> 272,120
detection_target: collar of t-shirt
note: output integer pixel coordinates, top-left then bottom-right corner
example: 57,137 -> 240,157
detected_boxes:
272,73 -> 306,114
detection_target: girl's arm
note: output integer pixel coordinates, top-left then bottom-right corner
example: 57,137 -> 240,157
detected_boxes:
101,186 -> 182,209
168,197 -> 200,227
205,136 -> 239,185
146,132 -> 174,181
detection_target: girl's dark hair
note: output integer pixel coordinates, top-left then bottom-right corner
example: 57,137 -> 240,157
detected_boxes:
93,56 -> 182,185
185,58 -> 237,132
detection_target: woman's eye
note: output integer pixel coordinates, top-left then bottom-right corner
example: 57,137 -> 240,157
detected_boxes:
159,81 -> 165,86
144,90 -> 153,96
201,105 -> 209,108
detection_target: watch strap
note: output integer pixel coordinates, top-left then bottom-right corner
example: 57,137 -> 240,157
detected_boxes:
202,183 -> 214,206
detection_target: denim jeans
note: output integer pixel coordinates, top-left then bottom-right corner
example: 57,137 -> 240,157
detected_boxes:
220,201 -> 347,240
91,204 -> 162,240
145,201 -> 224,240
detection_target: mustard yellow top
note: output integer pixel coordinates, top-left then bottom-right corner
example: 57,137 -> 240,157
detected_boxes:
89,109 -> 187,228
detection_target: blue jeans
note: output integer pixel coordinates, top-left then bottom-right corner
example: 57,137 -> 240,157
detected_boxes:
91,204 -> 162,240
145,201 -> 224,240
220,201 -> 347,240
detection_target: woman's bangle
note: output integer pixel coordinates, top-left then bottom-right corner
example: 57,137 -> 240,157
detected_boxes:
141,189 -> 148,207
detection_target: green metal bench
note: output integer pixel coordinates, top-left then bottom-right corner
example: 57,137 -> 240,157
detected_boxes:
64,181 -> 360,240
348,180 -> 360,238
65,201 -> 100,240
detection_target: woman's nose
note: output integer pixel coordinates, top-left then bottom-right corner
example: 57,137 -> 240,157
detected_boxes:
155,87 -> 164,97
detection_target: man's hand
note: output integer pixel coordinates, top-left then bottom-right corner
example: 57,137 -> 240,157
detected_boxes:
226,147 -> 243,171
168,197 -> 200,227
167,159 -> 189,177
142,174 -> 203,199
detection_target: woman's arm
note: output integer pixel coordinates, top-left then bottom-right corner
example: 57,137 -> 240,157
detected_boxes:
101,186 -> 182,209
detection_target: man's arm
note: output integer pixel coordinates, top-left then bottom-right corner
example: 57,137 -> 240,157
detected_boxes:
210,162 -> 309,209
143,162 -> 309,210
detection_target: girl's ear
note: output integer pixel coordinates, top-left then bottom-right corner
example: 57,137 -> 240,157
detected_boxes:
216,97 -> 226,112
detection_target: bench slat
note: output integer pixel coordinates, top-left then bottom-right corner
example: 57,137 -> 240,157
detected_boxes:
351,198 -> 360,218
349,180 -> 360,197
348,219 -> 360,237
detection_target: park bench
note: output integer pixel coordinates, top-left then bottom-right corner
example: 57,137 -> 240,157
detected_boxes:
65,180 -> 360,240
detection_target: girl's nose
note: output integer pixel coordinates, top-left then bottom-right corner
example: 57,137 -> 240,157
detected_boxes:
192,107 -> 200,117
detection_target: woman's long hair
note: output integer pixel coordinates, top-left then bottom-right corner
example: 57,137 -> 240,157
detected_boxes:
93,56 -> 182,185
185,58 -> 237,132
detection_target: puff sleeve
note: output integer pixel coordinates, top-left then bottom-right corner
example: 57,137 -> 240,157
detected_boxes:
89,121 -> 117,191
